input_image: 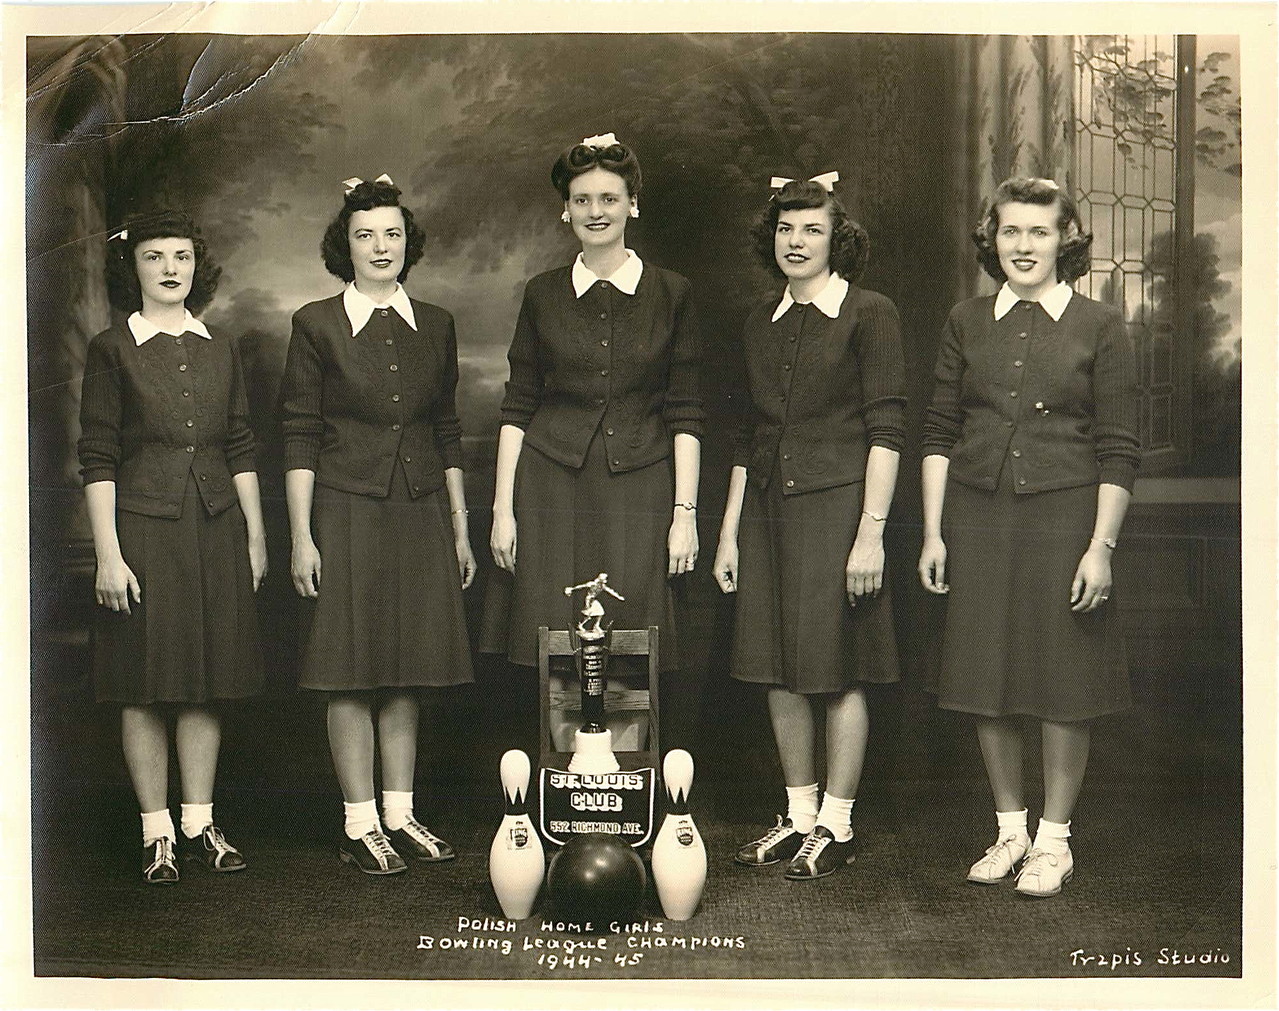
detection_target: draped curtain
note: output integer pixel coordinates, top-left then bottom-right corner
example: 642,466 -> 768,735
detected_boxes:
944,35 -> 1076,299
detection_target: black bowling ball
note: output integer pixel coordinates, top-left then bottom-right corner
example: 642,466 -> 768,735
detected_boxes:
547,832 -> 646,928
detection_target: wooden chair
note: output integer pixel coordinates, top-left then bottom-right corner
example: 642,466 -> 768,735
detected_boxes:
537,626 -> 660,772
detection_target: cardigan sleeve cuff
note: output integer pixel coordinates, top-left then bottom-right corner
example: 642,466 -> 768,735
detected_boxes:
283,440 -> 320,472
438,441 -> 464,470
863,398 -> 906,454
1098,459 -> 1138,493
227,451 -> 257,477
80,465 -> 117,486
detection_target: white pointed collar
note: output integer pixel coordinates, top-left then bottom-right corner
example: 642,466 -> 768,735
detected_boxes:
343,282 -> 417,336
127,310 -> 212,346
994,281 -> 1073,322
772,272 -> 849,323
571,249 -> 644,298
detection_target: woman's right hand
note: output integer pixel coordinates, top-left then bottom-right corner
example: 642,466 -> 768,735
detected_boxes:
490,510 -> 517,573
712,537 -> 739,594
918,534 -> 949,594
291,537 -> 322,598
95,553 -> 141,614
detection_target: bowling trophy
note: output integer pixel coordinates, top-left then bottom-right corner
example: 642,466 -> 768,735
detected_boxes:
564,573 -> 623,775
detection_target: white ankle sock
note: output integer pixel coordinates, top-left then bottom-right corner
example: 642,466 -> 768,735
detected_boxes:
141,809 -> 175,846
180,802 -> 214,840
815,792 -> 855,843
382,790 -> 414,832
1032,817 -> 1071,854
785,783 -> 819,833
343,799 -> 380,840
995,807 -> 1029,841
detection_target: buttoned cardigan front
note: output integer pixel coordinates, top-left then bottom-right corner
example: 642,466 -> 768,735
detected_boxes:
281,293 -> 463,498
921,292 -> 1141,494
498,263 -> 704,472
732,284 -> 907,495
78,320 -> 256,519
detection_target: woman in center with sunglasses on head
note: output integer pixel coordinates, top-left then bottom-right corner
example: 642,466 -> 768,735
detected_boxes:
282,175 -> 475,877
480,134 -> 703,749
713,175 -> 905,879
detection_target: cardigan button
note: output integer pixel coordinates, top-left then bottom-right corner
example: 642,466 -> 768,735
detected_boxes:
1012,449 -> 1022,458
1009,390 -> 1018,398
1018,478 -> 1027,486
786,479 -> 795,488
1013,360 -> 1023,367
186,445 -> 194,453
178,364 -> 187,372
612,459 -> 620,466
596,398 -> 605,405
392,424 -> 402,431
1034,401 -> 1045,410
601,340 -> 609,347
782,453 -> 791,461
182,390 -> 190,397
599,313 -> 608,320
199,473 -> 208,481
600,369 -> 609,377
606,428 -> 615,436
389,364 -> 398,372
186,419 -> 194,428
1018,332 -> 1028,339
380,309 -> 389,317
403,455 -> 412,463
392,394 -> 400,402
783,363 -> 791,371
174,338 -> 182,346
385,339 -> 394,346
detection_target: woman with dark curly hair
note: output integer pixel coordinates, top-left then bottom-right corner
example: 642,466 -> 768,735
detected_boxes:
480,134 -> 703,753
282,175 -> 475,876
918,176 -> 1139,898
79,210 -> 266,884
712,175 -> 905,880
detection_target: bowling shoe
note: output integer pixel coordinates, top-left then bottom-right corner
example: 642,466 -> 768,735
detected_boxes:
339,829 -> 408,876
387,818 -> 456,863
1014,846 -> 1073,898
966,832 -> 1029,884
734,815 -> 804,866
178,825 -> 247,873
782,826 -> 855,880
141,836 -> 179,885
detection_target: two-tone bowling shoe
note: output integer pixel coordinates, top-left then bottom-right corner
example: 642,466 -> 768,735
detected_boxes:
178,825 -> 247,873
142,836 -> 179,885
734,816 -> 805,866
783,825 -> 855,880
387,818 -> 456,863
339,829 -> 408,876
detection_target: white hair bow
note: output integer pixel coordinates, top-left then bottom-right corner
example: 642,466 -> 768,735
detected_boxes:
581,133 -> 619,149
342,173 -> 395,194
770,171 -> 840,193
109,227 -> 128,241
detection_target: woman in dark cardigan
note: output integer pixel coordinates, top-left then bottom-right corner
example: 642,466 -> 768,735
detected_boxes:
918,176 -> 1140,898
480,134 -> 703,750
282,176 -> 476,877
79,210 -> 267,884
712,176 -> 906,880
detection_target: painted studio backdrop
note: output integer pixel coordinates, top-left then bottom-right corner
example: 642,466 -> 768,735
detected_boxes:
27,32 -> 1243,979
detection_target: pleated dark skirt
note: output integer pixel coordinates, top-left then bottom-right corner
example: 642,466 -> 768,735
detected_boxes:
934,465 -> 1130,721
731,474 -> 900,694
298,462 -> 473,691
479,430 -> 677,670
93,474 -> 263,705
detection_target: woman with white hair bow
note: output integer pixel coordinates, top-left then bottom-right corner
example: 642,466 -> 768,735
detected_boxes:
282,174 -> 476,876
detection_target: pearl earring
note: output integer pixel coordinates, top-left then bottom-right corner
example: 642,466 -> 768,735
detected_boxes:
561,210 -> 571,224
629,205 -> 640,219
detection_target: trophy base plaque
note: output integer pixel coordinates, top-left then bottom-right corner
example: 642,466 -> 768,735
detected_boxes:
569,729 -> 621,774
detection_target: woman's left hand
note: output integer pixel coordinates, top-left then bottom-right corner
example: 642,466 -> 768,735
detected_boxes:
248,533 -> 268,592
668,510 -> 698,576
1070,543 -> 1113,612
846,533 -> 885,606
456,537 -> 477,589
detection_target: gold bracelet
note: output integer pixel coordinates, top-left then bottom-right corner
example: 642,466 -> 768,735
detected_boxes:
1090,535 -> 1117,549
674,502 -> 697,512
862,510 -> 887,523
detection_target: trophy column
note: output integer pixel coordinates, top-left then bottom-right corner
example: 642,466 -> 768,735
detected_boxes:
565,574 -> 622,774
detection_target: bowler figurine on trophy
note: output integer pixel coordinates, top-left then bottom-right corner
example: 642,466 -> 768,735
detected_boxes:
564,573 -> 624,774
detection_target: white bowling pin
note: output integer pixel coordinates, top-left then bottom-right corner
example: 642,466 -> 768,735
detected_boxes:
652,749 -> 707,921
488,749 -> 545,920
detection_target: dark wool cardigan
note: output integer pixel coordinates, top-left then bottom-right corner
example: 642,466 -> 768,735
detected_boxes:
281,294 -> 463,498
78,321 -> 256,519
922,292 -> 1141,494
498,263 -> 704,472
732,285 -> 907,495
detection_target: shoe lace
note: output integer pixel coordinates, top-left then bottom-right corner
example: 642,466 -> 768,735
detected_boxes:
979,835 -> 1023,866
753,816 -> 794,849
1014,847 -> 1056,880
403,819 -> 443,846
367,831 -> 398,861
146,837 -> 174,874
205,826 -> 233,854
794,830 -> 830,863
